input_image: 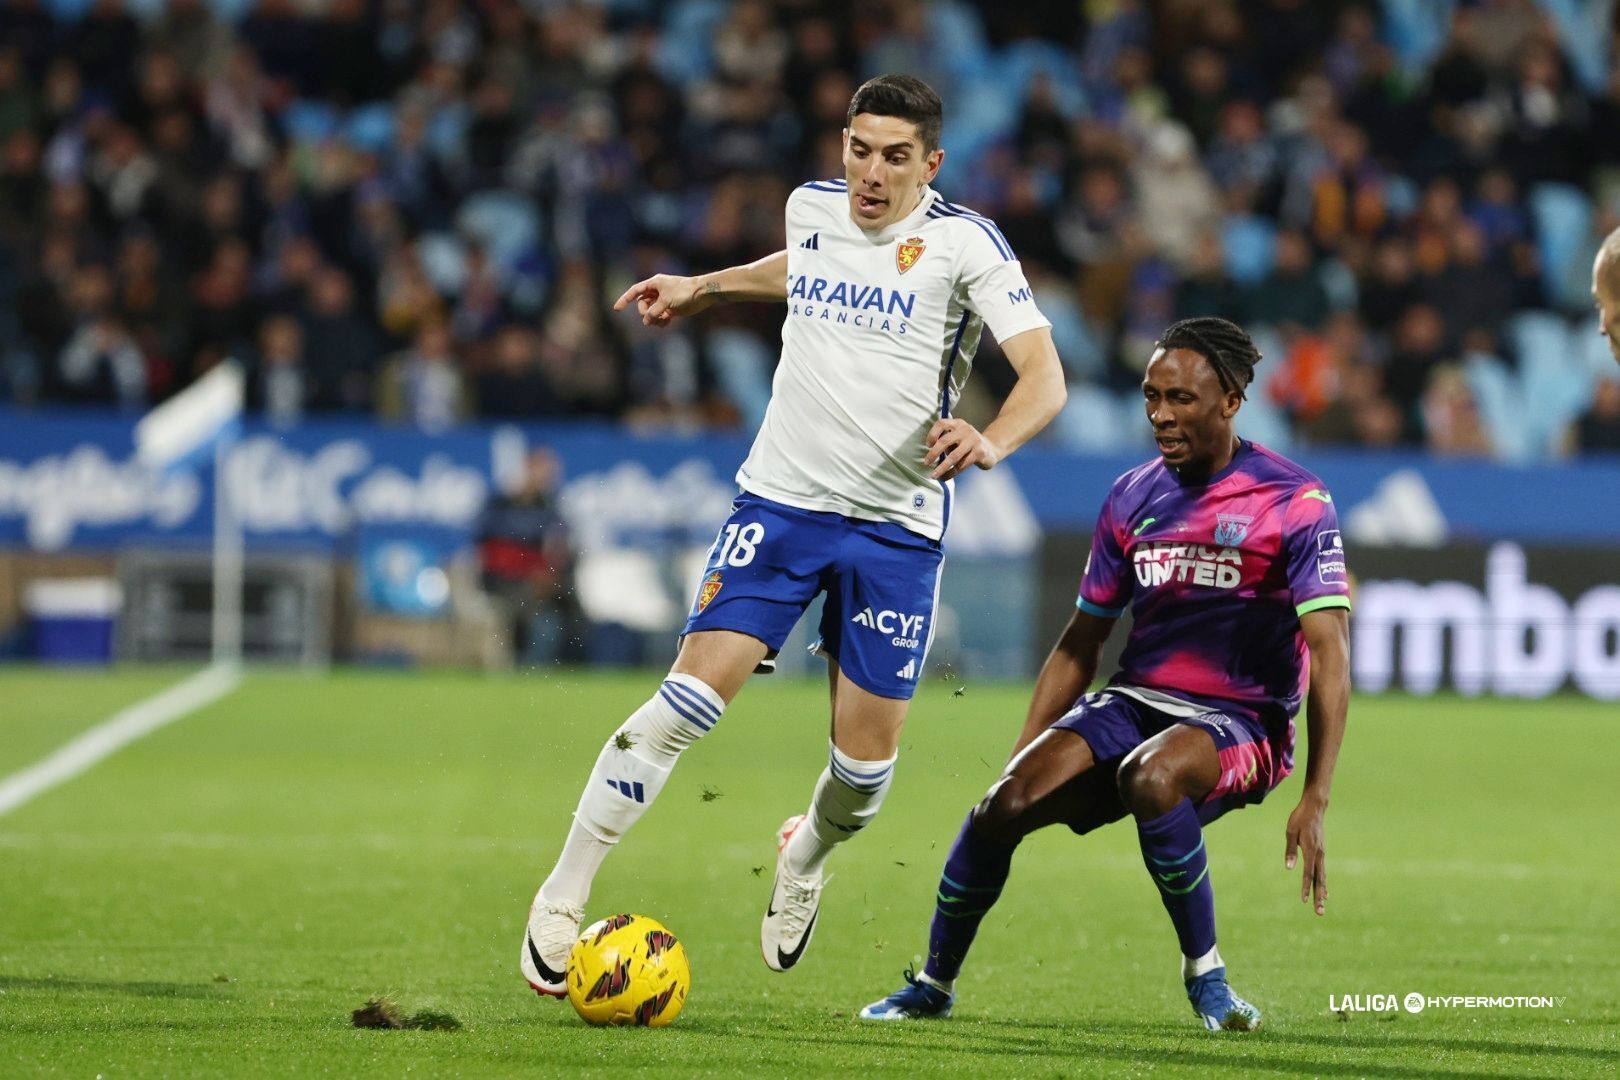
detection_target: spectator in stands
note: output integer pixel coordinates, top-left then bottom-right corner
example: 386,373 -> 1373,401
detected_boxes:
1421,364 -> 1494,457
115,225 -> 184,394
375,317 -> 467,433
187,237 -> 258,377
1360,237 -> 1420,333
476,324 -> 556,419
477,447 -> 578,665
1205,99 -> 1278,206
0,0 -> 1613,462
1174,229 -> 1241,322
0,46 -> 36,144
300,265 -> 377,411
1300,359 -> 1404,450
1570,378 -> 1620,454
1134,121 -> 1221,271
144,0 -> 231,84
449,242 -> 506,345
250,313 -> 308,428
1468,168 -> 1530,252
1422,220 -> 1512,351
54,312 -> 146,410
1246,229 -> 1329,332
1384,303 -> 1448,425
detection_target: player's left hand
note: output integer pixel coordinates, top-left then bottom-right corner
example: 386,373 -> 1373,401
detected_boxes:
926,418 -> 1001,480
1284,795 -> 1328,915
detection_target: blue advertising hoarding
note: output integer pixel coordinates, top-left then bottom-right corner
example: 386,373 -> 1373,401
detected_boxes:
3,406 -> 1619,554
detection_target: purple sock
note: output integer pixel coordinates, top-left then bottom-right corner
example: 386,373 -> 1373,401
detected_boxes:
923,813 -> 1016,983
1136,799 -> 1217,962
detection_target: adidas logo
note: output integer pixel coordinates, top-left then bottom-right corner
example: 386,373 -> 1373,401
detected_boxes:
605,778 -> 646,802
799,233 -> 820,250
895,659 -> 916,681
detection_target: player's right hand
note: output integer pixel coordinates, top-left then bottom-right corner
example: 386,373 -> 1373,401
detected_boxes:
1284,795 -> 1328,915
613,274 -> 716,327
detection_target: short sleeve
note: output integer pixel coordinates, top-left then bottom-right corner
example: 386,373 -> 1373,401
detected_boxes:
1283,484 -> 1352,617
784,186 -> 815,245
957,223 -> 1052,344
1077,499 -> 1131,618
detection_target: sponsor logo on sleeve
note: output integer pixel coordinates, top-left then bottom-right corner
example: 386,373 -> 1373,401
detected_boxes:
1316,530 -> 1347,584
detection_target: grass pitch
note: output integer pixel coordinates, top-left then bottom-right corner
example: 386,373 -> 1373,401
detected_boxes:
1,667 -> 1615,1078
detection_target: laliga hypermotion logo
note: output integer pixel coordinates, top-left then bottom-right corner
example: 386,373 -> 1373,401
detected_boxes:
896,237 -> 926,274
697,571 -> 723,611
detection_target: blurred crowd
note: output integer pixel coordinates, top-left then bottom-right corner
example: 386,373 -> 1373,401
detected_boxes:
2,0 -> 1619,460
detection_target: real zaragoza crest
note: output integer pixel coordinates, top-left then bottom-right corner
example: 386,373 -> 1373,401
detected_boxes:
1214,513 -> 1253,547
697,570 -> 723,611
896,237 -> 926,274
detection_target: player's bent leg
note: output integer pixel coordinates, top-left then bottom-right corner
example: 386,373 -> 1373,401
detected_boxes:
766,664 -> 905,973
928,731 -> 1099,982
973,727 -> 1101,843
862,730 -> 1106,1021
1118,724 -> 1259,1031
523,631 -> 764,996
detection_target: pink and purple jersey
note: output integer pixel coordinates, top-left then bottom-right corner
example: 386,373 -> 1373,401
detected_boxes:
1078,440 -> 1351,722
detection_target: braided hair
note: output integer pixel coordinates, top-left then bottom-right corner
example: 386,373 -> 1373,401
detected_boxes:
1155,317 -> 1263,399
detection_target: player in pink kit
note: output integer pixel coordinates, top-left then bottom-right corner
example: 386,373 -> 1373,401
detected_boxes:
860,317 -> 1352,1030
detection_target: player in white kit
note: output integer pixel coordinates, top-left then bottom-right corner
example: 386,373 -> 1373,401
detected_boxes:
521,75 -> 1067,996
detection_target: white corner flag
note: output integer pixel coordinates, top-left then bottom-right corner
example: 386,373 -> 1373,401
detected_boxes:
135,360 -> 245,472
134,360 -> 247,666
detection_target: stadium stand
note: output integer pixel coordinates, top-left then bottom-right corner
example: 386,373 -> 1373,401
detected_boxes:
1,0 -> 1618,458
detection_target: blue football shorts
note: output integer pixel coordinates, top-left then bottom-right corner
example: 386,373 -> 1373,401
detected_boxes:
682,492 -> 944,700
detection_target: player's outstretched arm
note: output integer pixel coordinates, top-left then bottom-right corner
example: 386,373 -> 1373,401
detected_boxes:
1005,608 -> 1116,761
926,326 -> 1066,480
1287,607 -> 1350,916
613,250 -> 789,327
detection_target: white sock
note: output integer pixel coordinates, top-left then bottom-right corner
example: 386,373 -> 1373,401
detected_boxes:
538,819 -> 611,909
916,969 -> 954,993
1182,944 -> 1224,982
538,673 -> 724,908
782,742 -> 896,878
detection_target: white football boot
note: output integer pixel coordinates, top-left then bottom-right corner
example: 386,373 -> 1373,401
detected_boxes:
520,895 -> 583,997
760,815 -> 826,972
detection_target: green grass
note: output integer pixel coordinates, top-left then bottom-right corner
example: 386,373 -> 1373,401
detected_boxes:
1,668 -> 1616,1078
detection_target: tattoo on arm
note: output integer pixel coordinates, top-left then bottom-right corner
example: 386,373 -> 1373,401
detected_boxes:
704,280 -> 720,298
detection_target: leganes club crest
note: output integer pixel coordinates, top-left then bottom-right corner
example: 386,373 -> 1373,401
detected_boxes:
896,237 -> 926,274
1214,513 -> 1253,547
697,570 -> 723,611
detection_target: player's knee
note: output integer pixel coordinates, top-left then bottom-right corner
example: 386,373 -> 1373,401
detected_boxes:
970,776 -> 1031,844
1116,749 -> 1181,817
637,673 -> 726,755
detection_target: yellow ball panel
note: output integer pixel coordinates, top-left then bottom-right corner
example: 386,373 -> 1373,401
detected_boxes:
566,914 -> 690,1027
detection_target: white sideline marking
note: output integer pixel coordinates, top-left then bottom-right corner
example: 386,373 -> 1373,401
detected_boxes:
0,665 -> 242,818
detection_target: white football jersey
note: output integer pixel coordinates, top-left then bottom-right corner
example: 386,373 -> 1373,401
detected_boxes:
737,179 -> 1051,541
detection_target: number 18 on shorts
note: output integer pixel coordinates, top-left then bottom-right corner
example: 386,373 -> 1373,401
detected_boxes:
683,493 -> 944,700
